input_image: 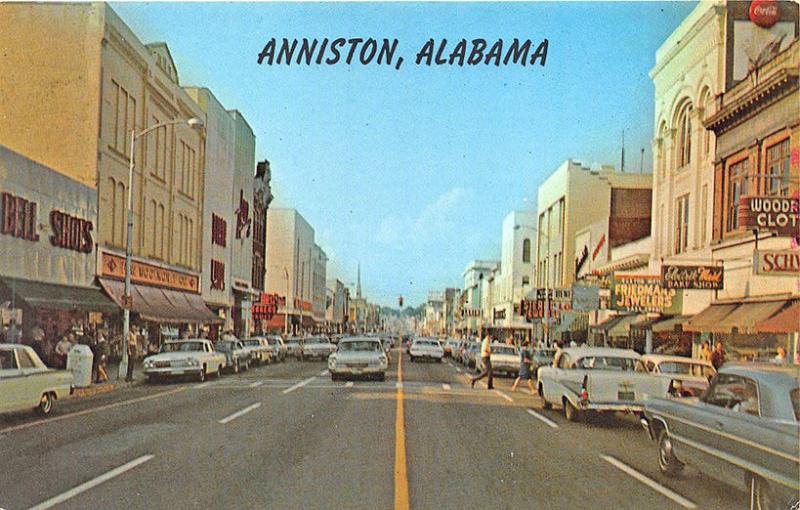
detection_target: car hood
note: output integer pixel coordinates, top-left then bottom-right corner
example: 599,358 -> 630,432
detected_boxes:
491,354 -> 518,363
144,352 -> 205,362
333,351 -> 384,362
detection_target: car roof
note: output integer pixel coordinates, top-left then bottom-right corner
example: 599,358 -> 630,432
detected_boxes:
340,337 -> 381,343
720,363 -> 800,383
560,347 -> 641,359
641,354 -> 713,366
167,339 -> 207,343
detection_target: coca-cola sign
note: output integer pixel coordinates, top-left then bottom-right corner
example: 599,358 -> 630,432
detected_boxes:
749,0 -> 779,28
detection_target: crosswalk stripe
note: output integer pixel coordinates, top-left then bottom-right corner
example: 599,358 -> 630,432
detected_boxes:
248,381 -> 264,388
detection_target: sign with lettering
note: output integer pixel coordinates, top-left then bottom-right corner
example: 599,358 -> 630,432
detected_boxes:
575,245 -> 589,275
235,189 -> 252,239
611,274 -> 682,314
1,191 -> 39,241
49,210 -> 93,253
210,259 -> 226,290
102,252 -> 199,293
739,196 -> 800,236
661,265 -> 724,290
749,0 -> 779,28
253,293 -> 286,321
493,308 -> 506,321
753,249 -> 800,277
572,285 -> 601,311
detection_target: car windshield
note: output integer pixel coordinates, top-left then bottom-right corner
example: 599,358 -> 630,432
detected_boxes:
214,342 -> 233,352
658,361 -> 715,377
575,356 -> 637,371
415,341 -> 439,347
307,337 -> 329,345
493,346 -> 518,355
339,341 -> 383,352
163,342 -> 205,352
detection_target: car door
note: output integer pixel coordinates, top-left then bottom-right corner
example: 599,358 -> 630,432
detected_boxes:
0,349 -> 27,413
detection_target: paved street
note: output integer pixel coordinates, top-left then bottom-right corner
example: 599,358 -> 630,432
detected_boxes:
0,349 -> 746,510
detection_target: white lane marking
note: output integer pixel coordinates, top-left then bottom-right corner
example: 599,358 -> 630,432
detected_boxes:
218,403 -> 262,425
442,384 -> 451,391
494,390 -> 514,402
248,381 -> 264,388
600,455 -> 697,509
194,382 -> 210,389
283,376 -> 316,394
27,454 -> 154,510
526,409 -> 559,429
396,382 -> 403,389
345,382 -> 354,388
319,370 -> 329,376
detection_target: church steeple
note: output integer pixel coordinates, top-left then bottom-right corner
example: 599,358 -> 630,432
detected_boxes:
356,263 -> 362,299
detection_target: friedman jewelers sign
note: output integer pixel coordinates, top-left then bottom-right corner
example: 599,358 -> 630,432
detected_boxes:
611,274 -> 682,314
739,196 -> 800,236
661,265 -> 724,290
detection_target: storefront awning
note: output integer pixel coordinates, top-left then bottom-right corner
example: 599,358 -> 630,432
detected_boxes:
1,277 -> 118,313
715,300 -> 790,335
99,278 -> 223,324
608,315 -> 640,337
756,301 -> 800,333
685,304 -> 739,333
651,315 -> 692,333
591,315 -> 628,333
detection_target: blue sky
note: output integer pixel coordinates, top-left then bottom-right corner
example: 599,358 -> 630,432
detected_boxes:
112,1 -> 696,308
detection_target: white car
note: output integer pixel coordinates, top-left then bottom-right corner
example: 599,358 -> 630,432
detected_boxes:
538,347 -> 671,422
408,339 -> 444,363
242,338 -> 272,365
301,337 -> 336,361
328,337 -> 388,381
476,343 -> 520,376
265,336 -> 287,362
142,339 -> 226,383
0,344 -> 73,416
639,354 -> 716,397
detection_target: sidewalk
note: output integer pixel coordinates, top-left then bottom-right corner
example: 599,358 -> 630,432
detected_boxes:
69,361 -> 144,398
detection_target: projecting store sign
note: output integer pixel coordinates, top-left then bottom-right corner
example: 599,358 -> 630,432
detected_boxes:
611,274 -> 682,314
739,196 -> 800,236
753,250 -> 800,277
749,0 -> 780,28
661,265 -> 724,290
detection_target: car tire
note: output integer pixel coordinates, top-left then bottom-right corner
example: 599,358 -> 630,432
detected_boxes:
564,399 -> 581,422
540,385 -> 552,410
331,373 -> 340,382
244,360 -> 250,371
197,367 -> 207,383
216,365 -> 223,378
657,429 -> 684,477
36,392 -> 54,416
234,360 -> 240,374
377,373 -> 386,382
409,356 -> 415,362
436,358 -> 442,363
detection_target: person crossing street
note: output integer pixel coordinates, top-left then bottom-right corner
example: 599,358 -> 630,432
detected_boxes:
471,334 -> 494,390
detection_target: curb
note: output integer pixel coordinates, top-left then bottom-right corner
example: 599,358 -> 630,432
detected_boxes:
69,378 -> 143,399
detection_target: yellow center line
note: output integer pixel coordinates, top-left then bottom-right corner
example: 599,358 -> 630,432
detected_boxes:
394,351 -> 410,510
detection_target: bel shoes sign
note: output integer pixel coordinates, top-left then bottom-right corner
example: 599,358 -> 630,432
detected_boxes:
753,250 -> 800,277
661,265 -> 724,290
739,196 -> 800,237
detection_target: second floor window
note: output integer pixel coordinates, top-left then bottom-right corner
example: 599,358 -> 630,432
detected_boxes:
677,103 -> 693,168
726,158 -> 750,232
674,194 -> 690,254
522,238 -> 531,263
766,139 -> 790,197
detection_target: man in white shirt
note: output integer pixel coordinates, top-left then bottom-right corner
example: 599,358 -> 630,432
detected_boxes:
471,334 -> 494,389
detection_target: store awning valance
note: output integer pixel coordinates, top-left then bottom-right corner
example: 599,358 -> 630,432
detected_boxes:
591,315 -> 628,333
99,278 -> 223,324
685,304 -> 738,333
756,301 -> 800,333
651,315 -> 692,333
1,277 -> 118,313
608,315 -> 640,337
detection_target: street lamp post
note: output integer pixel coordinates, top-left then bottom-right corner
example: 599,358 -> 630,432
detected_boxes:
119,117 -> 204,380
283,267 -> 290,336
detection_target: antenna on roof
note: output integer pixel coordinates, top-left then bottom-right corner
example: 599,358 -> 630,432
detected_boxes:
640,148 -> 645,173
620,129 -> 625,172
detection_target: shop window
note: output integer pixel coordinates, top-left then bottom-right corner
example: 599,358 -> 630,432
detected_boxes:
676,102 -> 693,168
726,158 -> 750,232
674,194 -> 690,254
765,139 -> 790,197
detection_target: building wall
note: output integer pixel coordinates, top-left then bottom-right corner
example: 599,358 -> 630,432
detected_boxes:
228,110 -> 255,291
312,244 -> 327,322
265,208 -> 315,317
461,260 -> 497,333
0,3 -> 103,189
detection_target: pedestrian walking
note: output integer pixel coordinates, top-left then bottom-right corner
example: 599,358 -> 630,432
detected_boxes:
95,332 -> 109,383
125,329 -> 137,382
54,334 -> 73,369
510,340 -> 535,395
710,341 -> 726,370
471,334 -> 494,390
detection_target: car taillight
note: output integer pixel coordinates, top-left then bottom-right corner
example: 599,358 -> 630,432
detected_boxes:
580,389 -> 588,401
580,375 -> 588,402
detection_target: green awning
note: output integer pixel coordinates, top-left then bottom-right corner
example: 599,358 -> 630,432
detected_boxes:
1,277 -> 119,313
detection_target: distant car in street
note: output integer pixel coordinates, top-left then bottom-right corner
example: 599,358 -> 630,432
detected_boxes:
0,343 -> 73,416
639,354 -> 716,397
301,336 -> 336,361
642,364 -> 800,510
464,342 -> 481,368
476,343 -> 519,377
329,337 -> 388,381
214,339 -> 251,373
265,336 -> 287,362
284,337 -> 303,359
443,338 -> 460,358
143,339 -> 226,383
242,338 -> 272,366
538,347 -> 671,422
408,339 -> 444,363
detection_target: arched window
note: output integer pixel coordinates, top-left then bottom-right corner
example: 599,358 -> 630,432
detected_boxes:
522,238 -> 531,263
677,102 -> 693,168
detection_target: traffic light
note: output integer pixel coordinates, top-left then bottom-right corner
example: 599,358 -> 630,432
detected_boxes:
399,295 -> 404,307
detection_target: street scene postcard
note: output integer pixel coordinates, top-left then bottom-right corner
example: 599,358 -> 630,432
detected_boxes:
0,1 -> 799,509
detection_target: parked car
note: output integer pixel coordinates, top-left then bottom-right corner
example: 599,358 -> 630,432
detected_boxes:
639,354 -> 716,397
530,347 -> 557,382
443,338 -> 460,358
464,342 -> 481,368
0,343 -> 73,416
476,343 -> 519,377
328,337 -> 388,381
143,339 -> 226,383
408,339 -> 444,362
642,364 -> 800,510
265,336 -> 287,362
301,336 -> 336,361
285,337 -> 303,359
538,347 -> 671,422
242,338 -> 272,365
214,339 -> 252,373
